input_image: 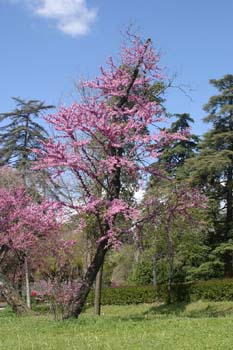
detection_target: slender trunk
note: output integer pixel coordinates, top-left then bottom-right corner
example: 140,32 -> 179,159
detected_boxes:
25,257 -> 31,309
152,255 -> 157,287
17,274 -> 23,297
63,238 -> 108,319
134,231 -> 142,264
0,271 -> 29,315
94,262 -> 104,316
84,238 -> 92,274
167,258 -> 173,304
166,231 -> 174,305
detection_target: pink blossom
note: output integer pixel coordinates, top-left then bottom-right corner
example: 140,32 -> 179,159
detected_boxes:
33,37 -> 202,249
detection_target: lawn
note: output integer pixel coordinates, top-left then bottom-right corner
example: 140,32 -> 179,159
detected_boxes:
0,301 -> 233,349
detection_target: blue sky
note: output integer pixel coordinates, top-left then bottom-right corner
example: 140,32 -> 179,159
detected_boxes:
1,0 -> 233,136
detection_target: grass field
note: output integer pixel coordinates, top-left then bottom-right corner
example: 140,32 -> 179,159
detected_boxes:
0,301 -> 233,349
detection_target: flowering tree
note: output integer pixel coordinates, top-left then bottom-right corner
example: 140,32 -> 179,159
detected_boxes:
0,184 -> 62,313
35,36 -> 195,318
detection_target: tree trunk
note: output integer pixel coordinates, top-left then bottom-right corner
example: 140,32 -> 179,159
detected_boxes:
94,262 -> 104,316
166,233 -> 174,305
25,257 -> 31,309
0,271 -> 29,315
84,238 -> 93,274
63,238 -> 108,319
134,230 -> 142,264
152,255 -> 157,287
167,263 -> 173,305
224,254 -> 233,278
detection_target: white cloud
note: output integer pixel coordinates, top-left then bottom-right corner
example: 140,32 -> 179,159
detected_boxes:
6,0 -> 97,36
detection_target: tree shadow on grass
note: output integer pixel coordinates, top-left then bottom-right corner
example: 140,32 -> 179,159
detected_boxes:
143,302 -> 233,319
143,302 -> 187,317
83,302 -> 233,323
102,302 -> 233,322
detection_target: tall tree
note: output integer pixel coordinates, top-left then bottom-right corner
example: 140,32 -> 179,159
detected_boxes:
35,36 -> 203,318
0,98 -> 54,195
0,98 -> 52,169
188,75 -> 233,276
157,113 -> 200,179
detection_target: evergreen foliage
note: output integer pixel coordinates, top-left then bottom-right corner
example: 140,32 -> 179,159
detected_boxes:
0,97 -> 53,171
188,75 -> 233,276
87,279 -> 233,305
157,113 -> 200,179
0,98 -> 60,199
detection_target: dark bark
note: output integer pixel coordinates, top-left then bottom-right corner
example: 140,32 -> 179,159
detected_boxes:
0,271 -> 29,315
167,264 -> 173,305
94,262 -> 104,316
63,238 -> 108,319
224,253 -> 233,278
0,245 -> 9,265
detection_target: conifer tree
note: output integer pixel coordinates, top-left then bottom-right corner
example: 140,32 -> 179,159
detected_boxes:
0,97 -> 53,173
0,98 -> 56,199
188,75 -> 233,276
157,113 -> 200,179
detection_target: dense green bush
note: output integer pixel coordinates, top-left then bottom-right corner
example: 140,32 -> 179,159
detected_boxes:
87,279 -> 233,306
129,260 -> 154,285
157,283 -> 192,303
190,279 -> 233,301
186,261 -> 225,281
158,279 -> 233,303
87,285 -> 159,305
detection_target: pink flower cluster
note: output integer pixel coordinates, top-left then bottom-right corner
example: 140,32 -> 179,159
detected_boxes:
0,187 -> 61,253
34,37 -> 196,247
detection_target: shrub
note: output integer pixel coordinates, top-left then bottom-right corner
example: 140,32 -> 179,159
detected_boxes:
87,279 -> 233,306
190,279 -> 233,301
87,285 -> 159,305
159,279 -> 233,303
129,260 -> 154,286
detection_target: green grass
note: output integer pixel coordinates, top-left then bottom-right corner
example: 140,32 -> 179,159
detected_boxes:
1,301 -> 233,349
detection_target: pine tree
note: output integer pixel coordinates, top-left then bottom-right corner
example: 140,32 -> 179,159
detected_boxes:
188,75 -> 233,276
0,98 -> 55,199
157,113 -> 200,179
0,97 -> 53,172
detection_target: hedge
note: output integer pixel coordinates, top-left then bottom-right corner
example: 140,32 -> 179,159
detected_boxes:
87,285 -> 159,305
190,279 -> 233,301
87,279 -> 233,306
